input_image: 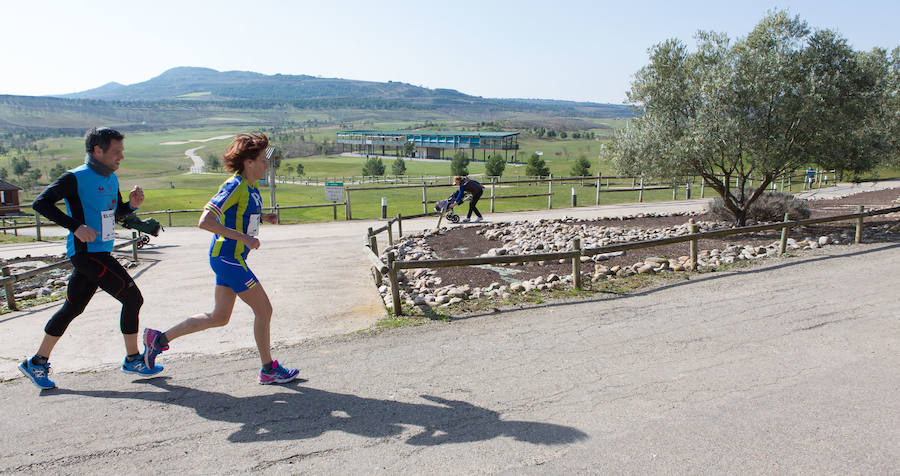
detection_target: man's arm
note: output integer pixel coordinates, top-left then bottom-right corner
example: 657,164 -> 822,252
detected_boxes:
115,190 -> 135,220
32,172 -> 81,232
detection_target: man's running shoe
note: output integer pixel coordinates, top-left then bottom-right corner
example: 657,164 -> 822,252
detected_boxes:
122,356 -> 163,376
18,359 -> 56,389
142,328 -> 168,368
258,360 -> 299,385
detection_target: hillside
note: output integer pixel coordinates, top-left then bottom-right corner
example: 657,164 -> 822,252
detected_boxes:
0,67 -> 634,133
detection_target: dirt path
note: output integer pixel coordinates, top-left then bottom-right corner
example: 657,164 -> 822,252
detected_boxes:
2,242 -> 898,473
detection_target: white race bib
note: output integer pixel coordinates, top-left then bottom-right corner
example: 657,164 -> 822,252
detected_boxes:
247,214 -> 261,237
101,210 -> 115,241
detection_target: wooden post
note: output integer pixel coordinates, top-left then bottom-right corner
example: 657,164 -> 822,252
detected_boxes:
638,178 -> 644,202
387,251 -> 402,316
345,189 -> 352,220
131,232 -> 139,262
2,266 -> 17,311
855,205 -> 864,244
572,238 -> 582,290
700,180 -> 705,198
167,209 -> 172,227
387,218 -> 394,246
422,186 -> 428,214
368,228 -> 382,286
689,219 -> 698,270
547,174 -> 553,210
490,177 -> 495,213
275,204 -> 280,224
672,183 -> 677,200
333,203 -> 337,221
34,213 -> 41,241
595,171 -> 601,205
779,213 -> 790,255
13,218 -> 17,236
396,213 -> 403,239
571,187 -> 577,208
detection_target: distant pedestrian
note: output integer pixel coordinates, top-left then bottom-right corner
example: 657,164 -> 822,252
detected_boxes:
22,127 -> 161,390
448,176 -> 485,223
142,133 -> 299,385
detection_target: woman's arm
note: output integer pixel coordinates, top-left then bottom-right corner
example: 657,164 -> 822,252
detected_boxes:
197,209 -> 259,249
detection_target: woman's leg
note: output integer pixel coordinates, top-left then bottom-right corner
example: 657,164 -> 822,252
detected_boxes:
468,193 -> 483,219
163,285 -> 237,341
236,283 -> 273,365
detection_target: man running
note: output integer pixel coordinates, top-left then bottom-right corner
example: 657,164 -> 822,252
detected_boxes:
22,127 -> 162,389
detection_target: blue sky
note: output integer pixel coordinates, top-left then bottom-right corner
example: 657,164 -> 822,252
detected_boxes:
1,0 -> 897,104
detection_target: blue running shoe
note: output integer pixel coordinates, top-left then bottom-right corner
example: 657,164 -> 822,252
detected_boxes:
142,328 -> 168,369
258,360 -> 299,385
122,356 -> 163,376
19,359 -> 56,389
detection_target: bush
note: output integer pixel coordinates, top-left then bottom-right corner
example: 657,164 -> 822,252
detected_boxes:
450,150 -> 469,176
570,156 -> 591,177
485,153 -> 505,177
362,156 -> 385,176
710,189 -> 810,223
526,153 -> 550,177
391,157 -> 407,175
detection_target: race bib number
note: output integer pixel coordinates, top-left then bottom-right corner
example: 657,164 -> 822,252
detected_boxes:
101,210 -> 115,241
247,214 -> 261,237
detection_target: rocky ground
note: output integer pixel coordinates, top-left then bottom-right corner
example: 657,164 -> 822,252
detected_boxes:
379,188 -> 900,311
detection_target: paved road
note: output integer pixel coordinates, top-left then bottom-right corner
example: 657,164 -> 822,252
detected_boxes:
0,198 -> 715,381
1,241 -> 898,473
2,178 -> 898,381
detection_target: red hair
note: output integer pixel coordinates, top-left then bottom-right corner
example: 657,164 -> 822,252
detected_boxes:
223,132 -> 269,175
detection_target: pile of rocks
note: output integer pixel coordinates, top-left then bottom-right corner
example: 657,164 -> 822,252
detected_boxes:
374,214 -> 899,311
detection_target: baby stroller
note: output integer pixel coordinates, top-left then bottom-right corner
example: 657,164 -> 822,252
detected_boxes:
434,195 -> 471,227
118,213 -> 163,248
434,198 -> 461,224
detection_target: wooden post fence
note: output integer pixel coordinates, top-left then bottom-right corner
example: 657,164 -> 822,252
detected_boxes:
387,251 -> 402,315
779,213 -> 790,254
688,219 -> 698,269
547,174 -> 553,209
2,266 -> 15,311
572,238 -> 582,290
855,206 -> 864,244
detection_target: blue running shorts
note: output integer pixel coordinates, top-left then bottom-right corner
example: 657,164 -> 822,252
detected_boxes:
209,256 -> 258,293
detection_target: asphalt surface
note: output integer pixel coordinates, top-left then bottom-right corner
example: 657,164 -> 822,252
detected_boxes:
2,181 -> 899,473
1,241 -> 898,474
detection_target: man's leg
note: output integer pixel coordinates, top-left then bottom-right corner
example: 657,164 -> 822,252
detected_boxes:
86,254 -> 144,356
38,265 -> 99,359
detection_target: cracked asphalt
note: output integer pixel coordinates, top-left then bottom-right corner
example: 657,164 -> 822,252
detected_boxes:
2,240 -> 898,474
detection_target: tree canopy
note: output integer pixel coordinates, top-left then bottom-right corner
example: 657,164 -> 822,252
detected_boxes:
450,150 -> 469,176
605,10 -> 898,225
485,153 -> 506,177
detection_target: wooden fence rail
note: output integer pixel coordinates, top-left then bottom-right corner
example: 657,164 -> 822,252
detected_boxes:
367,204 -> 900,316
1,232 -> 144,311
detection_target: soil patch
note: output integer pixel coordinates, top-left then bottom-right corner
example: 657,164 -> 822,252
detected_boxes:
423,188 -> 900,289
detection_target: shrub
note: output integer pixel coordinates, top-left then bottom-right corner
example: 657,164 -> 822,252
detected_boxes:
710,189 -> 810,223
362,157 -> 385,176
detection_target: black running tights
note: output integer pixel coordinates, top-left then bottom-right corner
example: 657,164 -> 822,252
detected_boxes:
44,252 -> 143,337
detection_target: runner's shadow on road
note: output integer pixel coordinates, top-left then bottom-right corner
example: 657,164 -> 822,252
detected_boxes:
50,377 -> 587,446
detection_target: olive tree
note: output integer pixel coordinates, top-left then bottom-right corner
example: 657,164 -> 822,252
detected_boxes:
606,11 -> 895,225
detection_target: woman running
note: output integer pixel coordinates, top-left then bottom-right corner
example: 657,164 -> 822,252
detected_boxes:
142,132 -> 299,384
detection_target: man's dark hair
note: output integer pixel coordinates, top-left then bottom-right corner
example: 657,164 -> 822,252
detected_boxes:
84,127 -> 125,153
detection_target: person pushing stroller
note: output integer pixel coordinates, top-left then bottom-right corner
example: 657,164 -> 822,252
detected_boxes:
447,176 -> 485,223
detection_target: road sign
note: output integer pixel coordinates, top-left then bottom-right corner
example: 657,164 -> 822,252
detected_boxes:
325,182 -> 344,202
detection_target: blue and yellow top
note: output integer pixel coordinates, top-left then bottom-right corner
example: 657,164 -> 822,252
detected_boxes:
204,174 -> 262,266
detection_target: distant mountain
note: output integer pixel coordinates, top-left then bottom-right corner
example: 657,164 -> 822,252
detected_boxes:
0,67 -> 633,133
58,66 -> 473,102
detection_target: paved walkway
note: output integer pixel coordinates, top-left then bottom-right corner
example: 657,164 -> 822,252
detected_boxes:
2,179 -> 898,381
2,242 -> 898,473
